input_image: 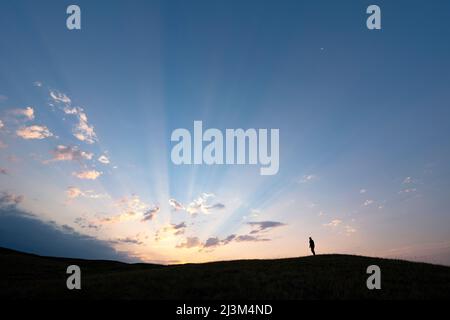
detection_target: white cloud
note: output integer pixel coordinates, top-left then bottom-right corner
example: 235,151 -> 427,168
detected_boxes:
98,155 -> 110,164
299,174 -> 317,183
72,170 -> 102,180
0,120 -> 3,129
16,125 -> 53,140
11,107 -> 34,121
101,195 -> 156,224
323,219 -> 342,228
185,193 -> 224,215
50,90 -> 71,105
49,91 -> 98,144
359,189 -> 367,194
363,199 -> 374,206
345,225 -> 357,236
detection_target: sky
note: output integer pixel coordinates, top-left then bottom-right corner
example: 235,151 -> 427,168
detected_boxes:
1,0 -> 450,265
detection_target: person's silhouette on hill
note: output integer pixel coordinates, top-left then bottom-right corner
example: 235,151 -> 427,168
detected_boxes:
309,237 -> 316,256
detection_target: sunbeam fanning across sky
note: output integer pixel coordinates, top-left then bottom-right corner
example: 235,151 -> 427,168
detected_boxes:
1,0 -> 450,267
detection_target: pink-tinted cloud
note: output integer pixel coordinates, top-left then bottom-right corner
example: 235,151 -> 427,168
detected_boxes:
16,125 -> 53,140
48,145 -> 93,162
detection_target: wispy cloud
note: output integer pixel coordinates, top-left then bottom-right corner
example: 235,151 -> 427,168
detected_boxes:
363,199 -> 374,206
323,219 -> 342,228
403,176 -> 413,184
176,237 -> 201,249
0,191 -> 24,208
10,107 -> 34,121
66,186 -> 108,200
98,155 -> 110,164
72,170 -> 102,180
141,206 -> 160,222
299,174 -> 318,183
169,198 -> 185,211
169,193 -> 225,215
101,195 -> 156,224
155,222 -> 187,241
48,90 -> 98,144
47,145 -> 93,162
16,125 -> 53,140
248,221 -> 286,234
50,90 -> 71,105
74,216 -> 101,231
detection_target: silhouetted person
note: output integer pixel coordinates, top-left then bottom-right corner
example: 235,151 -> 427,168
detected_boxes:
309,237 -> 316,256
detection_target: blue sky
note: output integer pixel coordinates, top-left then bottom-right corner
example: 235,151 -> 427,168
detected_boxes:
1,0 -> 450,264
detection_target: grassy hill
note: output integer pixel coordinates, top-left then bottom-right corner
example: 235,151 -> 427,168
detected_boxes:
1,247 -> 449,299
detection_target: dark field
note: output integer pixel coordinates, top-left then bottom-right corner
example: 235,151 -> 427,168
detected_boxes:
1,247 -> 449,299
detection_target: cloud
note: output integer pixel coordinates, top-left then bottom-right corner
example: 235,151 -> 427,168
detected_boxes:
0,120 -> 3,129
66,187 -> 83,199
403,177 -> 413,184
399,188 -> 417,194
141,206 -> 160,222
62,107 -> 98,144
66,187 -> 107,200
16,125 -> 53,140
203,237 -> 221,248
176,231 -> 272,250
0,140 -> 7,148
47,145 -> 93,162
0,192 -> 24,208
363,199 -> 374,206
49,91 -> 98,144
247,221 -> 286,234
299,174 -> 317,183
74,110 -> 97,144
33,81 -> 43,87
169,198 -> 185,211
98,155 -> 110,164
176,237 -> 201,249
184,193 -> 225,215
204,203 -> 225,210
101,195 -> 155,224
323,219 -> 342,228
10,107 -> 34,121
235,235 -> 270,242
72,170 -> 102,180
74,216 -> 101,231
112,236 -> 145,246
0,206 -> 136,262
360,189 -> 367,194
50,90 -> 71,105
344,225 -> 357,236
155,222 -> 186,241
